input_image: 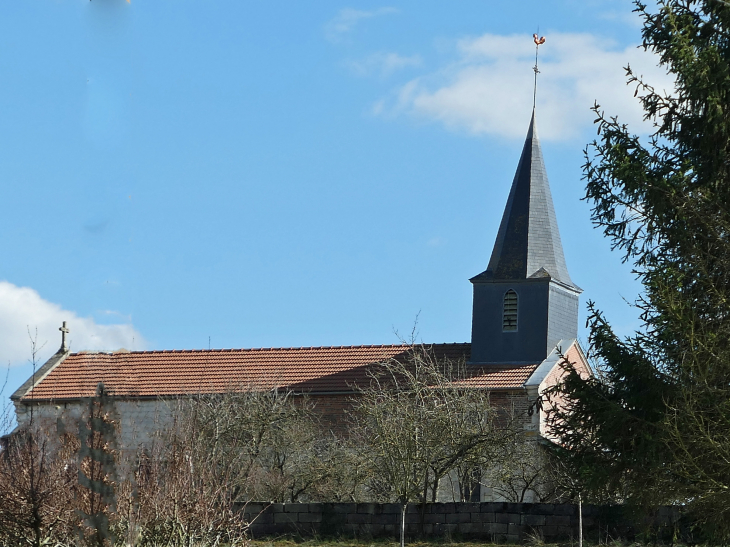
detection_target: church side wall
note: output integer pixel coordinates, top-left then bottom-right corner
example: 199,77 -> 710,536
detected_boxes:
307,390 -> 535,439
14,386 -> 541,499
308,393 -> 358,434
15,388 -> 536,445
13,398 -> 175,453
436,390 -> 541,503
16,387 -> 554,506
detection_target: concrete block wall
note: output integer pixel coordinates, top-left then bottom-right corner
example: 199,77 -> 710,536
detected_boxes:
240,502 -> 681,543
14,398 -> 175,453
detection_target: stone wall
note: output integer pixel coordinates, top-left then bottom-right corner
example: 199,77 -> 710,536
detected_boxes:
14,398 -> 175,452
240,502 -> 681,543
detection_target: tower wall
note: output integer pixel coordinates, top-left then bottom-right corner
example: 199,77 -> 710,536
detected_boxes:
546,282 -> 580,356
470,280 -> 550,364
470,279 -> 581,364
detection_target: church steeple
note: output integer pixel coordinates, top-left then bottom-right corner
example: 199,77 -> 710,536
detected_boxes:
474,111 -> 576,289
469,111 -> 581,364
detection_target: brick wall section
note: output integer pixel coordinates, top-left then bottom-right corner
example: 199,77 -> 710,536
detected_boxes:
309,390 -> 533,436
307,393 -> 358,434
239,502 -> 680,543
538,343 -> 590,439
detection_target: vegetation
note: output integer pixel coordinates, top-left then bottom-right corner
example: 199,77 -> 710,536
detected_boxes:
546,0 -> 730,539
0,423 -> 76,547
247,540 -> 577,547
246,540 -> 683,547
0,342 -> 564,546
76,383 -> 120,546
351,347 -> 508,547
17,0 -> 730,540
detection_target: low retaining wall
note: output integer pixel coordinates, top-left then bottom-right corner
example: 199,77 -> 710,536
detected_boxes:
241,502 -> 681,543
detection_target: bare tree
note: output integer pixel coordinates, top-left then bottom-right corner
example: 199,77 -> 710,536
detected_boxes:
0,329 -> 76,547
170,385 -> 369,504
353,346 -> 504,546
243,393 -> 329,502
481,434 -> 557,503
129,405 -> 249,547
0,423 -> 77,547
306,435 -> 371,502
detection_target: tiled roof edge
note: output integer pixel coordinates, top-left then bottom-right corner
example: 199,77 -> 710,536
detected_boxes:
467,362 -> 540,369
11,349 -> 70,402
21,382 -> 527,404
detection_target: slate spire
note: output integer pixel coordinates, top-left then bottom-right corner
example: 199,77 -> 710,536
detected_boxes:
474,110 -> 577,290
469,110 -> 581,365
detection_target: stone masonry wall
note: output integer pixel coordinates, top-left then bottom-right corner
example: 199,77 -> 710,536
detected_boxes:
14,398 -> 175,453
240,502 -> 681,543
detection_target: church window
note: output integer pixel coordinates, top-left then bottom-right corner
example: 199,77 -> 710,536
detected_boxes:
503,290 -> 518,331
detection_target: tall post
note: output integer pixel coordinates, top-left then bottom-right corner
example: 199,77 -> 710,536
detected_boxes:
400,503 -> 406,547
578,492 -> 583,547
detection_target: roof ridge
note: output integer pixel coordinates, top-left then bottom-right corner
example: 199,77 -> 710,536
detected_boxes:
67,341 -> 472,357
69,343 -> 411,356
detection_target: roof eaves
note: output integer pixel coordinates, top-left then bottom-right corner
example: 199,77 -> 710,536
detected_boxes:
523,339 -> 576,388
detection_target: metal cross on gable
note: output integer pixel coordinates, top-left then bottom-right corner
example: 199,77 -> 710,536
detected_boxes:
59,321 -> 69,352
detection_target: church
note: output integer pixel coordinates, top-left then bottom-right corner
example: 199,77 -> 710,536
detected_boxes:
10,110 -> 591,500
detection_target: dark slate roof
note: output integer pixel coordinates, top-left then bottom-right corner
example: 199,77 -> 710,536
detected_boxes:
473,111 -> 578,290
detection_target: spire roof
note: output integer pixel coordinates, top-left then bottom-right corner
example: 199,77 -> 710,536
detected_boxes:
473,111 -> 579,290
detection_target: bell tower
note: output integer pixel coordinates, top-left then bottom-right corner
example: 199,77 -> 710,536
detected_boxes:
470,111 -> 581,364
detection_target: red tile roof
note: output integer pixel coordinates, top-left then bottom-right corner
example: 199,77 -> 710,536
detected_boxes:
448,363 -> 541,388
19,344 -> 538,401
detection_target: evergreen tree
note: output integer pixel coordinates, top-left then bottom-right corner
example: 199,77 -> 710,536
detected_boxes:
547,0 -> 730,537
76,382 -> 119,547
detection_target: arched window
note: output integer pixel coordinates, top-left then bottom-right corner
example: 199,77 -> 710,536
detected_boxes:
503,290 -> 518,331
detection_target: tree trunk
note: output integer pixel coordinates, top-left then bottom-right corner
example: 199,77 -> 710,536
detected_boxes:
578,492 -> 583,547
400,503 -> 407,547
419,474 -> 430,536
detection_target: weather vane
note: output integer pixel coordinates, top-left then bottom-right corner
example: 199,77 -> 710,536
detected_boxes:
532,32 -> 546,110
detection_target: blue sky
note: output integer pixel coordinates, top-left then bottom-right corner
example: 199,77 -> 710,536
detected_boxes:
1,0 -> 672,403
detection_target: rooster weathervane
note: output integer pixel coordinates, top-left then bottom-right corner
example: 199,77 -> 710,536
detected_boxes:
533,32 -> 546,109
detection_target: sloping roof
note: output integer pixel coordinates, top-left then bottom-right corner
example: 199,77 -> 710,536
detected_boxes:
523,339 -> 576,388
444,363 -> 540,389
473,110 -> 579,291
17,343 -> 539,401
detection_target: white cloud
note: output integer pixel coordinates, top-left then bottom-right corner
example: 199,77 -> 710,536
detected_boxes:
384,32 -> 676,141
0,281 -> 146,367
347,51 -> 422,77
325,7 -> 398,43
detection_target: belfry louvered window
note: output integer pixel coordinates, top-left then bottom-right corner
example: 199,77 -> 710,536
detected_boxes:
503,290 -> 518,331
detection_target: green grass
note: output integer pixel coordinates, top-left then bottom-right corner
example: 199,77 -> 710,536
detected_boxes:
247,538 -> 644,547
250,541 -> 508,547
